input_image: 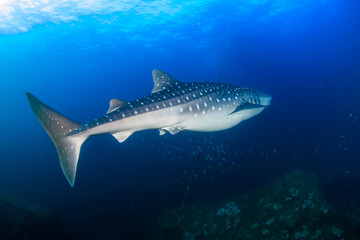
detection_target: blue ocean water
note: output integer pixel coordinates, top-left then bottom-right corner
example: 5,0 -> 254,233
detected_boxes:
0,0 -> 360,239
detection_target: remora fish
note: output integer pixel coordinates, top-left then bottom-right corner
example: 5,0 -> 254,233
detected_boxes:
26,70 -> 271,186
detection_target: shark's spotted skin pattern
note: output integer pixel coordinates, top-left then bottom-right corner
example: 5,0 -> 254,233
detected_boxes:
26,69 -> 271,186
71,82 -> 265,136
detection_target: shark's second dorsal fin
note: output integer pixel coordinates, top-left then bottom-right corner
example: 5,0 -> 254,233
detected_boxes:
107,99 -> 126,114
151,69 -> 182,93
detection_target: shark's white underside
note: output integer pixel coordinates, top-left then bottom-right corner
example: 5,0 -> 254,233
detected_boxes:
80,101 -> 265,140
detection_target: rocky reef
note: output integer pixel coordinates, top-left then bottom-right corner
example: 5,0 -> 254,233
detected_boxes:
157,170 -> 358,239
0,197 -> 67,240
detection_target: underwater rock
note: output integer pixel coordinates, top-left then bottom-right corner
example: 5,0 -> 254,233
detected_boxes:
157,170 -> 357,239
0,197 -> 67,240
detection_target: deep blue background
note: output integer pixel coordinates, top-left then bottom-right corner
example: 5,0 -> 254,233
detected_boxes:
0,0 -> 359,238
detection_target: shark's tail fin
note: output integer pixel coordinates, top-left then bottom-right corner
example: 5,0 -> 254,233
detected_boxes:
26,93 -> 88,187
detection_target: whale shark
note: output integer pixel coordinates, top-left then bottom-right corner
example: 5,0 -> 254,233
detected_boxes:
26,70 -> 271,186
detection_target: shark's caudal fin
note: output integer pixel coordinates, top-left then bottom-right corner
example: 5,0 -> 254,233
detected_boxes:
26,93 -> 88,187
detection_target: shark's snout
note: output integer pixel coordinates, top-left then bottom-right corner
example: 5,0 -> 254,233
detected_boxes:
259,92 -> 272,107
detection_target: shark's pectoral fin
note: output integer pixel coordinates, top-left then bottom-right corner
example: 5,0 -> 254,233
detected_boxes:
107,99 -> 127,114
163,127 -> 183,135
159,129 -> 166,135
112,131 -> 133,143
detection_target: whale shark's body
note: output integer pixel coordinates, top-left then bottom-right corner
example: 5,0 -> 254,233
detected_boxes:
26,70 -> 271,186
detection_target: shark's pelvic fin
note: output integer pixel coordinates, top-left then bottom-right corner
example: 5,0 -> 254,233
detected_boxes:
158,129 -> 166,135
151,69 -> 182,93
112,131 -> 133,143
107,98 -> 126,114
26,93 -> 88,187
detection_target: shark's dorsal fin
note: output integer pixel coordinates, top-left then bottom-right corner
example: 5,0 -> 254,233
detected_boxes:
151,69 -> 182,93
107,99 -> 126,114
